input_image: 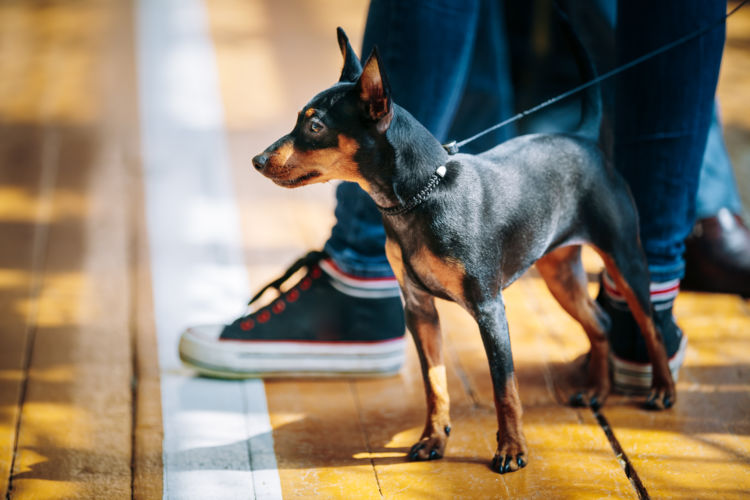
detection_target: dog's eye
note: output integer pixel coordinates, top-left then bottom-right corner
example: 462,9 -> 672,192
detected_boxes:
309,118 -> 324,134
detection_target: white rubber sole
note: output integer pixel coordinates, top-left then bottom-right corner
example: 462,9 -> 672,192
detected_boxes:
610,334 -> 688,394
179,325 -> 406,379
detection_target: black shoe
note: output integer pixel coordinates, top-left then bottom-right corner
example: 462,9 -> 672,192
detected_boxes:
596,273 -> 687,394
179,251 -> 406,378
683,208 -> 750,297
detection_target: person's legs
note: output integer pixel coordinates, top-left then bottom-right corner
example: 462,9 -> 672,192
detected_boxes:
695,103 -> 744,219
324,182 -> 394,278
613,0 -> 725,282
325,0 -> 483,277
599,0 -> 726,391
683,102 -> 750,296
445,0 -> 516,153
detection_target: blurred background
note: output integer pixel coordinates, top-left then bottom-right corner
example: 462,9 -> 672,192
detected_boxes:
0,1 -> 748,498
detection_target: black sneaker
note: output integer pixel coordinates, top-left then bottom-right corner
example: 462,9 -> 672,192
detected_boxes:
179,251 -> 406,378
596,272 -> 687,394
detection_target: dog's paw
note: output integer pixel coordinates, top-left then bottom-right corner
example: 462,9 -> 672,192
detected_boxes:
408,425 -> 450,461
491,437 -> 528,474
569,386 -> 609,411
569,350 -> 611,411
644,378 -> 676,411
408,437 -> 445,461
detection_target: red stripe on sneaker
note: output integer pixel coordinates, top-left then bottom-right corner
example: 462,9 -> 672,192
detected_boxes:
649,278 -> 680,292
319,259 -> 400,294
649,280 -> 680,301
603,273 -> 679,302
322,259 -> 398,283
219,336 -> 405,345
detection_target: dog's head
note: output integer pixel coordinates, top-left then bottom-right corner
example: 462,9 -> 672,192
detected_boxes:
252,28 -> 393,190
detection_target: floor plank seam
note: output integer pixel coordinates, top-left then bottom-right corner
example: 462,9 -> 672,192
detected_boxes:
516,276 -> 653,496
129,348 -> 138,500
4,360 -> 30,500
4,323 -> 39,500
240,385 -> 257,500
349,381 -> 385,498
592,410 -> 649,499
6,128 -> 60,500
129,228 -> 138,500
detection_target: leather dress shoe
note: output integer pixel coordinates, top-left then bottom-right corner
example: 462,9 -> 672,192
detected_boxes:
682,208 -> 750,297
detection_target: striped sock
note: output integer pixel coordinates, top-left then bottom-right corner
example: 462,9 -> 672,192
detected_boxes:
601,271 -> 680,312
600,270 -> 687,392
319,258 -> 401,299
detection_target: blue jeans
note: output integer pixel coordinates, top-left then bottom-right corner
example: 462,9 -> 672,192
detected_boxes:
696,103 -> 744,219
613,0 -> 725,282
325,0 -> 726,283
589,1 -> 741,222
325,0 -> 515,277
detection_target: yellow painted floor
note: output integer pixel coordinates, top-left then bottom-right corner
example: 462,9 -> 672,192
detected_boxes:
1,0 -> 749,499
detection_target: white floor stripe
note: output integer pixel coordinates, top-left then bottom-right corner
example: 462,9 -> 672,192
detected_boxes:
135,0 -> 283,497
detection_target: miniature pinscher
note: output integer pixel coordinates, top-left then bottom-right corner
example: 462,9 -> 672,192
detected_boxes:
251,26 -> 676,474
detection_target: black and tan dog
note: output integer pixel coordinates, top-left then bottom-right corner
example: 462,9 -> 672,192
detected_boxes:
251,27 -> 676,474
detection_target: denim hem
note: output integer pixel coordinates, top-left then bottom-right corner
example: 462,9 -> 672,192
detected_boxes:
647,261 -> 685,284
324,242 -> 395,279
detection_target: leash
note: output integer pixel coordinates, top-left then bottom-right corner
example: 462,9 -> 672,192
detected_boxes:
442,0 -> 749,155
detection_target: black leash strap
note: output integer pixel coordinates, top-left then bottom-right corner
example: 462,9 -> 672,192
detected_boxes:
443,0 -> 749,155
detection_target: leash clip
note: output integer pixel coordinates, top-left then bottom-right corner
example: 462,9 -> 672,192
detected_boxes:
442,141 -> 459,155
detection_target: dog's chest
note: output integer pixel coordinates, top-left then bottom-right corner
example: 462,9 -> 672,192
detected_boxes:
411,248 -> 467,301
388,239 -> 467,303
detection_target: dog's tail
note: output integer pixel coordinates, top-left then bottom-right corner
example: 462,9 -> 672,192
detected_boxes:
555,4 -> 602,140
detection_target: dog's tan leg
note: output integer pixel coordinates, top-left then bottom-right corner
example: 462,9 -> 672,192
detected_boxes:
385,239 -> 451,460
598,252 -> 676,409
536,245 -> 611,408
402,283 -> 452,460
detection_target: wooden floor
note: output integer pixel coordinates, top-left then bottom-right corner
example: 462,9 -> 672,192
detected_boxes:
1,0 -> 749,498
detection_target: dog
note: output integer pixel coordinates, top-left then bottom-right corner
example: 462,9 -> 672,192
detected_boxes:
251,26 -> 676,474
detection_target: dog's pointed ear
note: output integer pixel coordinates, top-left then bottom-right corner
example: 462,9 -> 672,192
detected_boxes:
357,47 -> 393,132
337,27 -> 362,82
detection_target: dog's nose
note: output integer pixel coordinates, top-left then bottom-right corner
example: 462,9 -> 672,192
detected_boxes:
253,153 -> 269,171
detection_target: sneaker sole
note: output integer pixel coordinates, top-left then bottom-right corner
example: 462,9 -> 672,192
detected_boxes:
610,334 -> 688,394
179,327 -> 406,379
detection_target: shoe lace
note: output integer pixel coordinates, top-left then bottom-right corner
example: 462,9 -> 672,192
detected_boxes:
247,250 -> 327,307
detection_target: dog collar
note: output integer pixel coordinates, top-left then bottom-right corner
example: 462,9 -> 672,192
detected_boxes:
376,165 -> 447,217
